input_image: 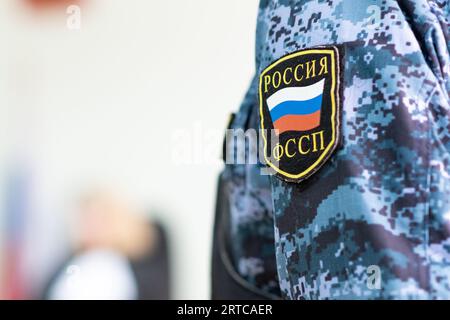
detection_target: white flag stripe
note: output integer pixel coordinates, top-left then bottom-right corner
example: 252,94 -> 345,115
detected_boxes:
267,79 -> 325,111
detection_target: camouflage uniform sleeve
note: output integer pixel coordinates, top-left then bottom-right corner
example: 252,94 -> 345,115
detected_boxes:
210,0 -> 290,298
219,76 -> 281,297
261,0 -> 450,299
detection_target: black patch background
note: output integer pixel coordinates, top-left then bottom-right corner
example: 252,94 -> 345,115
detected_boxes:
261,46 -> 342,182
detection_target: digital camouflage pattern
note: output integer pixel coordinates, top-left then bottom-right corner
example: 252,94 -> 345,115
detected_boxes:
221,0 -> 450,299
222,78 -> 281,297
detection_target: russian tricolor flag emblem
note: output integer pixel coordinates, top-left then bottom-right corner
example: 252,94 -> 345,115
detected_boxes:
267,79 -> 325,134
258,46 -> 342,183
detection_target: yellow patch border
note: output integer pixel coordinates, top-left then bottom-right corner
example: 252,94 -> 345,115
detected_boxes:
259,48 -> 340,181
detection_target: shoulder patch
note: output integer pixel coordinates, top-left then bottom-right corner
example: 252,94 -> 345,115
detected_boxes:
259,46 -> 343,183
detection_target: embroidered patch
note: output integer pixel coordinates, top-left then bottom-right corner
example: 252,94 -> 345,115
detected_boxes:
259,46 -> 343,183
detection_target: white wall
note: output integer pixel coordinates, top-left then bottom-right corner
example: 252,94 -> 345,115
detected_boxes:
0,0 -> 259,299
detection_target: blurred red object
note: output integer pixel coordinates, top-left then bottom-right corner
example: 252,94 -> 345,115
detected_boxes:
25,0 -> 82,10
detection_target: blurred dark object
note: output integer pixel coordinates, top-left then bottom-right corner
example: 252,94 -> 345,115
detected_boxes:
41,222 -> 170,300
129,222 -> 170,300
40,192 -> 170,300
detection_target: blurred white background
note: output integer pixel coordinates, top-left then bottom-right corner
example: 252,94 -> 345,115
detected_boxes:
0,0 -> 258,299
